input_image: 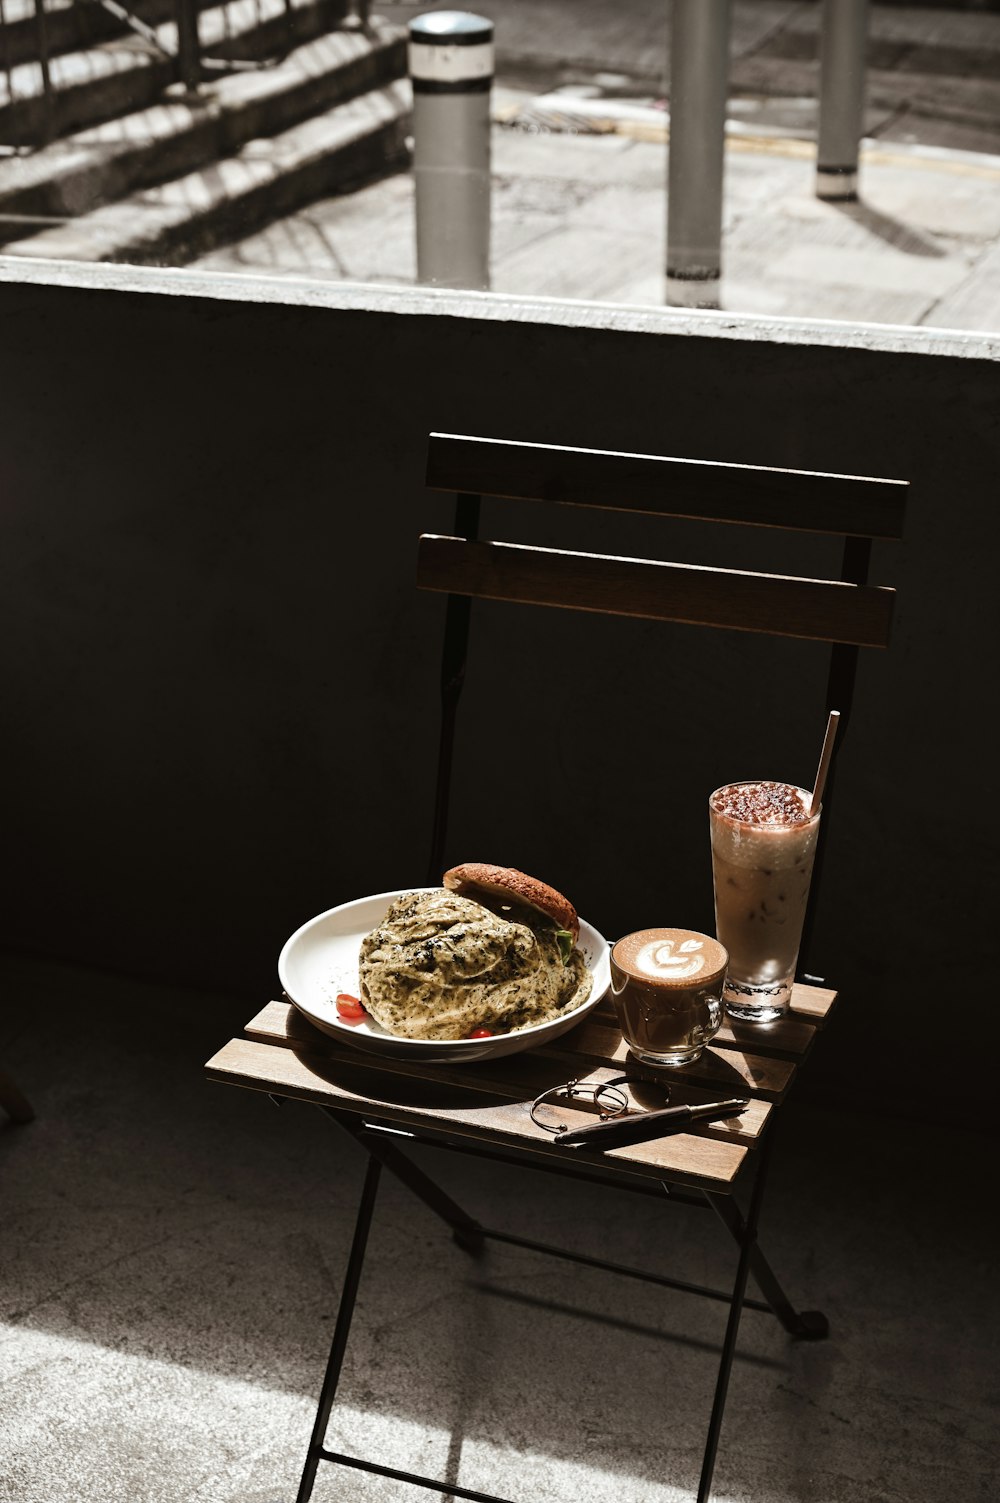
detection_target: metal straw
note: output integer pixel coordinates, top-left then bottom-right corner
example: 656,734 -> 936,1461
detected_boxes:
810,710 -> 841,814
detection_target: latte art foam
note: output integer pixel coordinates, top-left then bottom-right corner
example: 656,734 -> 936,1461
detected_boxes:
635,938 -> 707,981
613,927 -> 728,990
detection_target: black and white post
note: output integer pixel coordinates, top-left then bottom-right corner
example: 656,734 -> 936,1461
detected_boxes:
816,0 -> 870,200
409,11 -> 494,291
665,0 -> 732,308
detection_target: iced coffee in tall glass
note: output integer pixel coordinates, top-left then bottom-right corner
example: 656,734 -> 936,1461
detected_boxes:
709,781 -> 821,1023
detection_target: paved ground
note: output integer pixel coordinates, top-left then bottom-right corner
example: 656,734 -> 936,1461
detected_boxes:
2,951 -> 997,1503
192,0 -> 1000,331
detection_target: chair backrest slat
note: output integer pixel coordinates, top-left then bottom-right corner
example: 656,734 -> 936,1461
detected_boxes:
426,433 -> 908,540
417,536 -> 895,647
418,430 -> 908,909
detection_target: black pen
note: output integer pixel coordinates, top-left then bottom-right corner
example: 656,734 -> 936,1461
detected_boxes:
554,1098 -> 750,1149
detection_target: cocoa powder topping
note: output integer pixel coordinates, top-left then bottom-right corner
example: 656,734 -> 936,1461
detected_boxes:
712,781 -> 810,825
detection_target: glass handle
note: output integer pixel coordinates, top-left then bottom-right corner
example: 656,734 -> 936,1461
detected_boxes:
706,993 -> 721,1038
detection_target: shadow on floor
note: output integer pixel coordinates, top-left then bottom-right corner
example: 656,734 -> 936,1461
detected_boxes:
1,950 -> 997,1503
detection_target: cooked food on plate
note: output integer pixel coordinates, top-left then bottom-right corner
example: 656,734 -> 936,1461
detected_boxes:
357,864 -> 592,1041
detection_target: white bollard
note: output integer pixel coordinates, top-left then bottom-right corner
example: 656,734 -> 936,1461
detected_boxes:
816,0 -> 870,201
409,10 -> 493,291
665,0 -> 733,308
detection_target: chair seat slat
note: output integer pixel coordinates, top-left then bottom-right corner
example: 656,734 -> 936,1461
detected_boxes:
426,433 -> 908,540
418,535 -> 895,648
206,1037 -> 749,1187
244,1004 -> 774,1138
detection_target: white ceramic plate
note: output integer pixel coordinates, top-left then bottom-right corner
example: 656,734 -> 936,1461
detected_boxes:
278,887 -> 611,1063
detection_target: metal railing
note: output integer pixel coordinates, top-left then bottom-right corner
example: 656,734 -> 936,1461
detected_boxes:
0,0 -> 353,151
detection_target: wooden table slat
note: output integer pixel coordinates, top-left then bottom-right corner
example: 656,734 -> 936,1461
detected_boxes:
242,1003 -> 773,1144
249,1002 -> 793,1102
592,980 -> 836,1041
211,976 -> 840,1200
541,1018 -> 797,1101
716,1019 -> 817,1059
788,982 -> 838,1023
206,1037 -> 749,1188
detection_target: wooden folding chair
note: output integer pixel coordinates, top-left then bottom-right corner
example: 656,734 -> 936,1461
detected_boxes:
207,431 -> 906,1503
419,432 -> 907,970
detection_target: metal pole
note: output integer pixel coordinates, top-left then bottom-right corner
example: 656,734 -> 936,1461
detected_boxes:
33,0 -> 55,144
697,1129 -> 777,1503
342,0 -> 371,31
294,1153 -> 382,1503
816,0 -> 869,201
666,0 -> 732,308
409,10 -> 493,292
175,0 -> 200,93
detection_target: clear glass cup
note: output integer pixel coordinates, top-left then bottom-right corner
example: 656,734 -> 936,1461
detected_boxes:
610,927 -> 728,1066
709,781 -> 821,1023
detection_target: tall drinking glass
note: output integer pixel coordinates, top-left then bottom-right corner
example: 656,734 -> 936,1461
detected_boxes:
709,781 -> 821,1023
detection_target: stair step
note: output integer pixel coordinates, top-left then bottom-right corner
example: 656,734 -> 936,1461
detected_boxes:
0,0 -> 351,144
2,74 -> 412,263
1,35 -> 173,146
1,0 -> 172,69
0,16 -> 407,229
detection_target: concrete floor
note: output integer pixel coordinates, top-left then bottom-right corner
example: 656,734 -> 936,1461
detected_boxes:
194,110 -> 1000,330
190,0 -> 1000,332
2,950 -> 997,1503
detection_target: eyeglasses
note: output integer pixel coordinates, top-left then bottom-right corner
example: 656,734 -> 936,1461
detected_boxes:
530,1074 -> 631,1135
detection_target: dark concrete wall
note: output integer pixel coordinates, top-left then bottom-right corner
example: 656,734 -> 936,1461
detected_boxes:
2,273 -> 997,1127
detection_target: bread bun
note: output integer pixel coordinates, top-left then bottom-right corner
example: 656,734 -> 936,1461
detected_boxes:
442,863 -> 579,941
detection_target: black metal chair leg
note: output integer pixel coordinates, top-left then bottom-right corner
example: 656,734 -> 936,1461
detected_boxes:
426,489 -> 481,885
324,1108 -> 486,1253
696,1202 -> 757,1503
296,1154 -> 382,1503
707,1186 -> 829,1340
697,1128 -> 777,1503
294,1112 -> 826,1503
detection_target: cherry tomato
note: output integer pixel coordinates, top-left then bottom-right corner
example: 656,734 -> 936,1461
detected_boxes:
468,1027 -> 493,1039
336,993 -> 366,1023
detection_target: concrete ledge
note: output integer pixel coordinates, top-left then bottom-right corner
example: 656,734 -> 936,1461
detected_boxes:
2,252 -> 998,360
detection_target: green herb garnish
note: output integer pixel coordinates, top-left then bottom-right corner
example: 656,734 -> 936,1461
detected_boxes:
554,929 -> 574,964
